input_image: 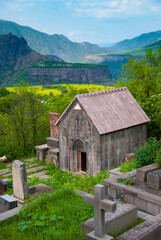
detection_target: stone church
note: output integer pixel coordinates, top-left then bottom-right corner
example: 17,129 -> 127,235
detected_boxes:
36,87 -> 150,175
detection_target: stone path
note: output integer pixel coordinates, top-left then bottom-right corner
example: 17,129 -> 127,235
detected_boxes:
0,159 -> 49,182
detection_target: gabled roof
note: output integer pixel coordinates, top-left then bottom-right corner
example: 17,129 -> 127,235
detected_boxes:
56,87 -> 150,135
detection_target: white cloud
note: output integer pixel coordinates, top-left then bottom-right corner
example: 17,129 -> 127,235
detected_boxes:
68,30 -> 81,36
66,0 -> 161,19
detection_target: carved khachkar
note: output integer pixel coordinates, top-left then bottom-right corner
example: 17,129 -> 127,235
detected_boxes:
49,112 -> 60,139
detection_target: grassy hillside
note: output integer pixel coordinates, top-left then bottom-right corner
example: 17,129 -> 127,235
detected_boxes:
111,30 -> 161,51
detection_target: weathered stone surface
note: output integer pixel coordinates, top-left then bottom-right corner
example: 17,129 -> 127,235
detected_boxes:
26,165 -> 47,173
29,183 -> 53,195
0,179 -> 7,195
82,204 -> 137,235
116,213 -> 161,240
35,144 -> 49,162
0,194 -> 17,213
12,160 -> 29,200
87,230 -> 114,240
147,169 -> 161,189
46,137 -> 59,148
49,112 -> 60,139
28,170 -> 47,178
136,164 -> 158,182
28,67 -> 111,85
0,205 -> 22,224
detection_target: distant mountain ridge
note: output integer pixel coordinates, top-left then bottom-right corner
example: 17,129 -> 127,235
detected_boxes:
0,19 -> 106,62
0,33 -> 111,87
111,30 -> 161,51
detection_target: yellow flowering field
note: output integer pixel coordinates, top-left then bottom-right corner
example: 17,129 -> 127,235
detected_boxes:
6,84 -> 113,96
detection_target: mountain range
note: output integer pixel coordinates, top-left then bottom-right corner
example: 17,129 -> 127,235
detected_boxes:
0,19 -> 106,63
0,33 -> 111,87
0,19 -> 161,81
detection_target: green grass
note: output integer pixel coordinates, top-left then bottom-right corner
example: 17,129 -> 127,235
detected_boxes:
0,162 -> 6,170
119,161 -> 135,173
0,188 -> 94,240
28,164 -> 109,194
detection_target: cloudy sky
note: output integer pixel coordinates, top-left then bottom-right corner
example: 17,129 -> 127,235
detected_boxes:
0,0 -> 161,45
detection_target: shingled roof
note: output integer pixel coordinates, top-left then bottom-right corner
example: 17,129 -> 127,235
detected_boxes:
56,87 -> 150,135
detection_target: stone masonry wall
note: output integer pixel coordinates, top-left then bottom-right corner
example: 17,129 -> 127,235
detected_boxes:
58,100 -> 101,175
101,124 -> 147,169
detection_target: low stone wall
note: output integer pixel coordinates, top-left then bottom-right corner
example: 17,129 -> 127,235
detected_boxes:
103,171 -> 161,215
116,213 -> 161,240
81,204 -> 137,235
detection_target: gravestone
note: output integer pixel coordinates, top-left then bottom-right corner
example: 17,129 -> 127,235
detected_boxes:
147,169 -> 161,189
84,184 -> 116,240
12,160 -> 29,200
0,194 -> 17,213
0,179 -> 7,195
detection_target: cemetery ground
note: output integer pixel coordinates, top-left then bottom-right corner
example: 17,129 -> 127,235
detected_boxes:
0,158 -> 110,240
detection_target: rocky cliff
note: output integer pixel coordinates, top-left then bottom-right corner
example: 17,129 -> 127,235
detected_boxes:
28,66 -> 111,85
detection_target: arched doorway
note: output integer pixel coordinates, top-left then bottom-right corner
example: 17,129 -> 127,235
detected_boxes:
73,139 -> 87,172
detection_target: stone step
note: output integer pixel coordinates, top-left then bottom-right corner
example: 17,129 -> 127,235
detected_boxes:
49,148 -> 59,155
26,166 -> 47,173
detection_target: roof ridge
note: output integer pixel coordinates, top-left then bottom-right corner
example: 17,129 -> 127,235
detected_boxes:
77,87 -> 127,98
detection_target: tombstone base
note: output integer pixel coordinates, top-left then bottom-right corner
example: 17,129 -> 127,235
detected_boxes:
87,231 -> 114,240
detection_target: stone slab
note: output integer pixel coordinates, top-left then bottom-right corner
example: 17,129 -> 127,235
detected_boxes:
87,231 -> 114,240
39,175 -> 49,179
2,172 -> 12,177
0,179 -> 7,195
28,170 -> 47,178
82,204 -> 137,235
26,166 -> 47,173
0,194 -> 17,213
2,178 -> 10,182
116,213 -> 161,240
0,205 -> 22,224
136,164 -> 158,182
109,168 -> 123,177
147,169 -> 161,189
35,144 -> 49,162
0,169 -> 10,174
46,137 -> 59,148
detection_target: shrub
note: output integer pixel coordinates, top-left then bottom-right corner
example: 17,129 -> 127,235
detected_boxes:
155,148 -> 161,168
133,138 -> 161,168
119,161 -> 135,173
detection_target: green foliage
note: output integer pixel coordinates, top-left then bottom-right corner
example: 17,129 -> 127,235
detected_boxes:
117,177 -> 124,183
0,162 -> 6,170
45,164 -> 109,194
117,177 -> 134,186
0,88 -> 10,97
117,48 -> 161,139
0,188 -> 94,240
123,178 -> 134,186
133,138 -> 161,168
155,148 -> 161,168
119,161 -> 135,173
0,82 -> 49,160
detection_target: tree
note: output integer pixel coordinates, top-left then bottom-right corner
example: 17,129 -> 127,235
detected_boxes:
0,82 -> 49,158
117,48 -> 161,139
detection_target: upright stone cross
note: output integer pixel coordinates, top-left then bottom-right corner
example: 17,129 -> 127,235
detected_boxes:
84,184 -> 116,240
